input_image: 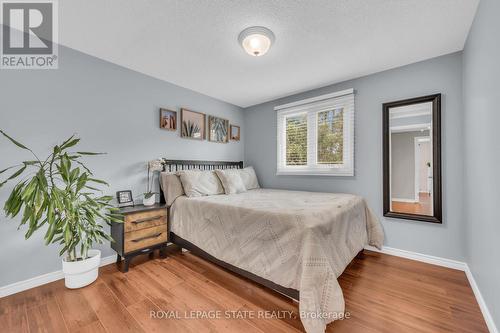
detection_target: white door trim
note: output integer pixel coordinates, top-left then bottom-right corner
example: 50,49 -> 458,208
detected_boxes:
414,136 -> 431,201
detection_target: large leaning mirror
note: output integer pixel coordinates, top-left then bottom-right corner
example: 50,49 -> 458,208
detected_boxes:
383,94 -> 442,223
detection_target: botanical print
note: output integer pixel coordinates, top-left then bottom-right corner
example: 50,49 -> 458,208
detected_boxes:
230,125 -> 240,141
181,108 -> 205,140
159,108 -> 177,131
209,115 -> 229,143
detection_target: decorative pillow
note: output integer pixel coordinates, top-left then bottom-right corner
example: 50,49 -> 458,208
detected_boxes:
160,172 -> 185,206
238,166 -> 260,190
215,169 -> 247,194
177,170 -> 224,197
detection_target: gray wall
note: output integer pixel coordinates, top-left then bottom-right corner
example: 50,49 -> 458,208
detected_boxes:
244,52 -> 464,261
391,130 -> 429,200
0,45 -> 244,287
463,0 -> 500,325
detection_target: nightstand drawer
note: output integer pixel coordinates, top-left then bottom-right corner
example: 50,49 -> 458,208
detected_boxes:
125,224 -> 167,253
124,210 -> 167,232
111,204 -> 168,272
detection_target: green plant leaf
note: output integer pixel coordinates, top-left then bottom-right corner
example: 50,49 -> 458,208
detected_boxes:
69,167 -> 80,183
25,217 -> 45,239
20,180 -> 37,202
84,185 -> 100,191
64,224 -> 71,244
8,164 -> 27,180
76,173 -> 88,193
60,136 -> 80,150
76,151 -> 106,155
36,170 -> 48,189
20,205 -> 33,226
53,235 -> 63,243
74,160 -> 93,175
0,130 -> 29,149
0,165 -> 18,175
59,245 -> 68,257
88,178 -> 108,185
60,135 -> 74,146
58,155 -> 72,183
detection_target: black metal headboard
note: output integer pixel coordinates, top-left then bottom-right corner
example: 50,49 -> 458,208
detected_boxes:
159,159 -> 244,203
161,159 -> 243,172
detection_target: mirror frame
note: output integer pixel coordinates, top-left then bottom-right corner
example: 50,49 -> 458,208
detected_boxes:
383,94 -> 442,224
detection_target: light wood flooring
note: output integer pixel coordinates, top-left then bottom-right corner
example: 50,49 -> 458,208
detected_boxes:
0,249 -> 488,333
392,192 -> 433,216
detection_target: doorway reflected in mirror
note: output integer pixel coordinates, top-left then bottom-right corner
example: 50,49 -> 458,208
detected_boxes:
389,102 -> 433,216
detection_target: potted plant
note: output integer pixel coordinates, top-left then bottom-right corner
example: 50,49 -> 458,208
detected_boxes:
143,159 -> 164,206
0,131 -> 121,289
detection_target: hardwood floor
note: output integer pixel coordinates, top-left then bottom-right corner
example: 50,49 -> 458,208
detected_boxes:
0,249 -> 488,333
392,192 -> 433,216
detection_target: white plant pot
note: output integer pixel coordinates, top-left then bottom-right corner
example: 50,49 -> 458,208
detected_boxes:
62,249 -> 101,289
143,194 -> 156,206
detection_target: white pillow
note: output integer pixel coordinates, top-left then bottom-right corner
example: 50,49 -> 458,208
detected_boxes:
177,170 -> 224,197
238,166 -> 260,190
215,169 -> 247,194
160,172 -> 185,206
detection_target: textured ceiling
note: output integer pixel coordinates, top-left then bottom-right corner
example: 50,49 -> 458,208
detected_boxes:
59,0 -> 479,107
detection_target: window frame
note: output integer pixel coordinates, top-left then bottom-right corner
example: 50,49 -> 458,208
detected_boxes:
275,89 -> 355,176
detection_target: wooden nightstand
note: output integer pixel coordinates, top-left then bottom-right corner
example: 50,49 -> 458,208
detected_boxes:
111,204 -> 168,272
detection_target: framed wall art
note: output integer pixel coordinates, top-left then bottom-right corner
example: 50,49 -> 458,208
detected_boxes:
230,125 -> 240,141
159,108 -> 177,131
208,115 -> 229,143
180,108 -> 205,140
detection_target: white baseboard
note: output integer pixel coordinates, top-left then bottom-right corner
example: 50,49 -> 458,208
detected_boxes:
364,245 -> 467,270
391,198 -> 418,203
100,254 -> 118,266
464,266 -> 499,333
365,245 -> 497,333
0,255 -> 116,298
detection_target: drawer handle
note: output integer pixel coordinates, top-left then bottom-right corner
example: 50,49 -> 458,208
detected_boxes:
131,215 -> 164,224
131,233 -> 163,243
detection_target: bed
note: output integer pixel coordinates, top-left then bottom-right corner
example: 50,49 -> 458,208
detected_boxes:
160,160 -> 384,333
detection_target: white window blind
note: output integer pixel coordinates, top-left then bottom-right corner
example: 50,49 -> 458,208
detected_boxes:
275,89 -> 355,176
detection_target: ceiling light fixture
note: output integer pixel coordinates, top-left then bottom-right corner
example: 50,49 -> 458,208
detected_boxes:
238,26 -> 275,57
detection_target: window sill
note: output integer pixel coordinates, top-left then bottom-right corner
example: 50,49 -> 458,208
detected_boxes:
276,170 -> 354,177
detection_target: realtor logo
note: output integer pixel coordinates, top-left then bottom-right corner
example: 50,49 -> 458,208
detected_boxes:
1,0 -> 58,69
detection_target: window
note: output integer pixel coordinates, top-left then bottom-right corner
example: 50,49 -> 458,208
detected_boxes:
285,113 -> 307,165
276,89 -> 354,176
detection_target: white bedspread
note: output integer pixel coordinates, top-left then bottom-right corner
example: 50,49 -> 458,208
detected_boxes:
170,189 -> 384,333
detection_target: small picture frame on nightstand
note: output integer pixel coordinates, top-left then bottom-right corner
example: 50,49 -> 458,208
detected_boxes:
116,190 -> 134,208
